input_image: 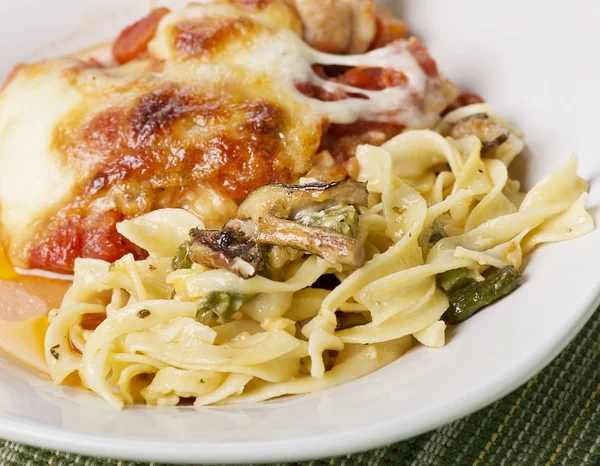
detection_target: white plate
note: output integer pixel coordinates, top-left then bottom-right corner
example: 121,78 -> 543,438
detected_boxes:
1,0 -> 599,464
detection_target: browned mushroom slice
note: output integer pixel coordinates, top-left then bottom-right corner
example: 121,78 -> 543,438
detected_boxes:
188,181 -> 368,277
236,180 -> 368,221
225,217 -> 365,267
232,180 -> 368,267
252,217 -> 365,267
188,228 -> 264,278
449,113 -> 510,151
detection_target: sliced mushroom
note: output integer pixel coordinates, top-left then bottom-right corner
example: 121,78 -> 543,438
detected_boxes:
252,216 -> 365,267
230,181 -> 368,268
188,228 -> 264,278
236,180 -> 368,221
187,181 -> 368,277
449,113 -> 510,151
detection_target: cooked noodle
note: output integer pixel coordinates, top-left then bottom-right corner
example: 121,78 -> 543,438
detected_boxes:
45,105 -> 594,407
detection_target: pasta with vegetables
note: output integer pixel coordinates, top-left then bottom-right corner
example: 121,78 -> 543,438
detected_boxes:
45,104 -> 593,407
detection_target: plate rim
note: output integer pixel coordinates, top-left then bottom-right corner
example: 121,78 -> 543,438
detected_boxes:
1,0 -> 599,463
1,288 -> 598,464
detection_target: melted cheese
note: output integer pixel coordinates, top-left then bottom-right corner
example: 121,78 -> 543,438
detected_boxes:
0,60 -> 83,260
0,2 -> 454,270
150,3 -> 441,126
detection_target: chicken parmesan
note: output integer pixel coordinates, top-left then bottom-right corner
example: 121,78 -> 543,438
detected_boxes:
0,0 -> 457,273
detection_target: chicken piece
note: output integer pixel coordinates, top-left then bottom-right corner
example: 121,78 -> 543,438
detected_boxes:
293,0 -> 376,54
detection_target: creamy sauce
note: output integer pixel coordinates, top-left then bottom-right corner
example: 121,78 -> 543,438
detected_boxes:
0,275 -> 71,374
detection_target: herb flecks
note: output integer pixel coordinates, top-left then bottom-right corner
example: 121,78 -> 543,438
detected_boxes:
50,344 -> 60,360
172,242 -> 193,270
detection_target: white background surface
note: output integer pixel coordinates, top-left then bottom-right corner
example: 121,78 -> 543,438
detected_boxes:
0,1 -> 599,463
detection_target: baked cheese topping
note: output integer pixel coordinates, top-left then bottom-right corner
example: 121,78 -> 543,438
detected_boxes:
0,1 -> 455,272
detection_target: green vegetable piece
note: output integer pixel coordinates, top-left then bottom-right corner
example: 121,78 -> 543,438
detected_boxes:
437,267 -> 475,293
429,231 -> 446,246
196,291 -> 249,324
443,266 -> 521,325
295,205 -> 360,238
172,242 -> 193,270
257,245 -> 273,278
428,222 -> 447,246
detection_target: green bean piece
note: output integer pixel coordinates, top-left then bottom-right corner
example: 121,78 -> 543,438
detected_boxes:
443,266 -> 522,325
196,291 -> 250,324
171,242 -> 193,270
295,205 -> 359,238
437,267 -> 475,293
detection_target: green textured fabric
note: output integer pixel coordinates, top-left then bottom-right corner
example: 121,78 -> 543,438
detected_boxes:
1,309 -> 599,466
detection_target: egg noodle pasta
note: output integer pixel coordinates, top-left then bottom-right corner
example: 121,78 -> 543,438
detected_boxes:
44,105 -> 594,408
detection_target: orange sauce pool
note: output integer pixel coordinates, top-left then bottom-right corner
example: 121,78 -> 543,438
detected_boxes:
0,275 -> 72,374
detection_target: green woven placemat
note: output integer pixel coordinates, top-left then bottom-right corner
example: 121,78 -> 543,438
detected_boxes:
2,308 -> 598,466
